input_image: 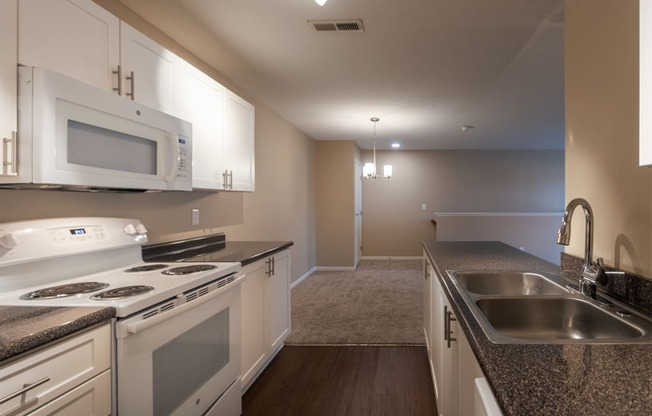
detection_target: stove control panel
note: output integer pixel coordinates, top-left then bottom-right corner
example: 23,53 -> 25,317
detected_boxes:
0,217 -> 148,267
48,225 -> 107,244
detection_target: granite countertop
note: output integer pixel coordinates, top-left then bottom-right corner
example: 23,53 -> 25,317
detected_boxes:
423,241 -> 652,416
0,306 -> 115,363
184,241 -> 293,266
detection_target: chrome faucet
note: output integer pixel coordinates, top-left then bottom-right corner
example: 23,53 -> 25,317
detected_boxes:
556,198 -> 601,298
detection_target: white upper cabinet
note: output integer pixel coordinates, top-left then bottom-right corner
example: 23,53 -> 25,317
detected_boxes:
222,89 -> 255,192
18,0 -> 119,91
178,62 -> 255,191
0,0 -> 17,176
178,63 -> 225,189
120,22 -> 183,116
641,0 -> 652,165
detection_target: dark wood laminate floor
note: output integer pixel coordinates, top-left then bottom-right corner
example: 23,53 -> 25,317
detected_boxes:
242,346 -> 437,416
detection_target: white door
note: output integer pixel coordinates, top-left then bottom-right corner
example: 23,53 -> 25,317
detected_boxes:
222,89 -> 255,191
0,0 -> 17,176
120,22 -> 182,115
354,160 -> 363,266
18,0 -> 119,91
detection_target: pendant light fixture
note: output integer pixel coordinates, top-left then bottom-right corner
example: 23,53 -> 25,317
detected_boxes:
363,117 -> 392,179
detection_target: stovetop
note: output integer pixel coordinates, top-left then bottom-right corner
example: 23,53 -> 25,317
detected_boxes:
0,217 -> 241,318
0,260 -> 240,317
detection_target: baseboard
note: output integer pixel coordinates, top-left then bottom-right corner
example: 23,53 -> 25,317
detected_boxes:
290,266 -> 316,289
360,256 -> 424,261
314,266 -> 357,272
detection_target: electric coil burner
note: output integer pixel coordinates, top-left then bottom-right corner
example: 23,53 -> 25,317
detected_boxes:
162,264 -> 217,275
20,282 -> 110,299
91,285 -> 154,300
124,264 -> 168,272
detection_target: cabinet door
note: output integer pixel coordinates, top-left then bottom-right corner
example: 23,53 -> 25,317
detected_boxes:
458,329 -> 486,416
18,0 -> 119,91
240,263 -> 267,389
432,275 -> 458,416
642,0 -> 652,165
26,371 -> 112,416
222,89 -> 255,192
0,0 -> 17,177
178,63 -> 225,190
120,22 -> 182,115
265,251 -> 290,353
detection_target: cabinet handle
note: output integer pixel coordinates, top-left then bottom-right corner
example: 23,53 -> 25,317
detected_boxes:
0,376 -> 50,406
112,65 -> 122,95
222,170 -> 233,190
265,257 -> 275,277
443,305 -> 449,342
271,256 -> 275,276
446,308 -> 457,349
2,131 -> 17,176
126,71 -> 135,100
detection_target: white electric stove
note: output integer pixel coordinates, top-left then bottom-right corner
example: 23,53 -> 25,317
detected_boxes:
0,217 -> 243,416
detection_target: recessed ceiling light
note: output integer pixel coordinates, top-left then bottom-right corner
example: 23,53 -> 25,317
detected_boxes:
391,143 -> 400,148
461,125 -> 475,131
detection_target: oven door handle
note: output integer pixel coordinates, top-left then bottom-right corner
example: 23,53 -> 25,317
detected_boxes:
119,274 -> 243,337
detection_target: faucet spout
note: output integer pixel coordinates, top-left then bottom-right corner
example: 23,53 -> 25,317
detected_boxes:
557,198 -> 598,298
557,197 -> 593,269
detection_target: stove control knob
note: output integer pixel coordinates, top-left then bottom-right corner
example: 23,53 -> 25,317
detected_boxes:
124,223 -> 138,235
0,233 -> 18,249
135,223 -> 147,235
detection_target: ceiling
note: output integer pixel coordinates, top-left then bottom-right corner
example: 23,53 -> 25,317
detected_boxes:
121,0 -> 565,150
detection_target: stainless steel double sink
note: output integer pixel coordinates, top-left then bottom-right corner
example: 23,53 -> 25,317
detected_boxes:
447,271 -> 652,344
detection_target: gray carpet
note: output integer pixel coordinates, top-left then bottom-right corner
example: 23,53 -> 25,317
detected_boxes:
285,259 -> 425,345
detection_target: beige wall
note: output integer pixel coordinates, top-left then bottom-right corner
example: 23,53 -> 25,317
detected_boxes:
0,0 -> 316,284
315,141 -> 359,267
566,0 -> 652,277
361,150 -> 565,259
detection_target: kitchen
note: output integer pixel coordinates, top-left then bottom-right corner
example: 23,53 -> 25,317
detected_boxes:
1,0 -> 651,415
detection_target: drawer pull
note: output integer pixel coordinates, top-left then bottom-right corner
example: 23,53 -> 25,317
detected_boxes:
0,376 -> 50,405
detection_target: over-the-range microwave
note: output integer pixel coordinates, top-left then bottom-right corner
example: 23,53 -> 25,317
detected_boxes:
0,66 -> 192,192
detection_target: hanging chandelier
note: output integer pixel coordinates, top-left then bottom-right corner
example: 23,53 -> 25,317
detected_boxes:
363,117 -> 392,179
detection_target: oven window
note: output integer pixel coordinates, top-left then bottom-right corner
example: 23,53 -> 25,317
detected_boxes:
152,308 -> 230,415
67,120 -> 157,174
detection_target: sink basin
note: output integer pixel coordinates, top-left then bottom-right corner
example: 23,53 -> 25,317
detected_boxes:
446,269 -> 652,344
475,297 -> 645,342
450,271 -> 569,296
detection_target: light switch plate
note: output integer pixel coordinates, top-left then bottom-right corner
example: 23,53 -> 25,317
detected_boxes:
191,209 -> 200,226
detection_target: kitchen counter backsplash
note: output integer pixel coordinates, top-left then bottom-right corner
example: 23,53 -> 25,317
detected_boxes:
560,252 -> 652,314
143,233 -> 226,261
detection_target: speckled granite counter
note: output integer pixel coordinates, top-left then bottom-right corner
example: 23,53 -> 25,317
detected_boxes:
0,306 -> 115,363
423,241 -> 652,416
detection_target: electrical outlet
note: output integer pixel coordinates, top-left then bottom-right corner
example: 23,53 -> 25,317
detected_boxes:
421,203 -> 427,211
191,209 -> 200,226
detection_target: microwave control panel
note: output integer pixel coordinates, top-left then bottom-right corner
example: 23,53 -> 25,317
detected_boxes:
178,136 -> 190,179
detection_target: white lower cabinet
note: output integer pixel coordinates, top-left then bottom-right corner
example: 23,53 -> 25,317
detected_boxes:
0,323 -> 112,416
240,249 -> 290,392
425,254 -> 500,416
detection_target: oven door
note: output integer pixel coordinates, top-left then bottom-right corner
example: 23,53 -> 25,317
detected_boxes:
115,283 -> 241,416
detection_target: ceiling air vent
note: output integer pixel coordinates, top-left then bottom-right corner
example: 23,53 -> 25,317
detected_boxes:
309,19 -> 364,33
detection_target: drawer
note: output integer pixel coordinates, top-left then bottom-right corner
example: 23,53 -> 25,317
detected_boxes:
0,323 -> 111,416
26,370 -> 111,416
